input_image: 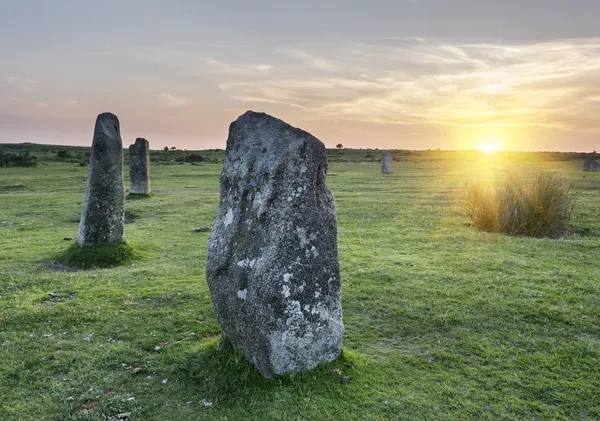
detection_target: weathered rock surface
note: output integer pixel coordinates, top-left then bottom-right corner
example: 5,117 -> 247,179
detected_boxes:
78,113 -> 125,247
381,151 -> 393,174
583,158 -> 600,172
128,138 -> 151,194
206,111 -> 344,378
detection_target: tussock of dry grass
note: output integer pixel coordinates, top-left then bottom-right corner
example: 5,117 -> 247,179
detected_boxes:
465,172 -> 576,238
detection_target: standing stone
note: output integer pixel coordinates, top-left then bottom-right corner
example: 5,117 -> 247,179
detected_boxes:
583,158 -> 600,172
78,113 -> 125,247
381,151 -> 393,174
206,111 -> 344,378
128,138 -> 151,194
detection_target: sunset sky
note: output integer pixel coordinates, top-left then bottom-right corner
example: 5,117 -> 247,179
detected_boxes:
1,0 -> 599,151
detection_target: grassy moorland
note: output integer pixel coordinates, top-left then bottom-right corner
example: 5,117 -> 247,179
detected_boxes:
0,148 -> 599,420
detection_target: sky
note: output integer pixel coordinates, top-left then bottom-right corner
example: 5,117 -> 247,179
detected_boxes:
1,0 -> 599,152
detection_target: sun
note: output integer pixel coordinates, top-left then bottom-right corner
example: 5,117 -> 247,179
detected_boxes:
477,142 -> 501,153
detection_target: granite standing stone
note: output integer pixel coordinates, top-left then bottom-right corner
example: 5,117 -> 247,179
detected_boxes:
78,113 -> 125,247
381,151 -> 393,174
206,111 -> 344,378
583,158 -> 600,172
128,138 -> 151,194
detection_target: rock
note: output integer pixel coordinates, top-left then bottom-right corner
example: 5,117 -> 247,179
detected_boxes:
185,185 -> 198,188
206,111 -> 344,378
128,138 -> 151,194
78,113 -> 125,247
341,375 -> 350,384
381,151 -> 393,174
192,226 -> 211,233
583,157 -> 600,172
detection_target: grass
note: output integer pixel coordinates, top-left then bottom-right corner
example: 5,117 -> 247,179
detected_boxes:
55,241 -> 137,269
466,172 -> 576,238
0,153 -> 599,420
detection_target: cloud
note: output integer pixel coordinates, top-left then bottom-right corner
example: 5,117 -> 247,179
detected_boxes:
204,57 -> 272,75
66,99 -> 79,106
218,38 -> 600,133
277,48 -> 338,71
7,77 -> 40,93
156,93 -> 190,108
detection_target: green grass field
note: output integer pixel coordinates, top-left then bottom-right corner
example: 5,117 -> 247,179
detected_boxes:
1,153 -> 599,420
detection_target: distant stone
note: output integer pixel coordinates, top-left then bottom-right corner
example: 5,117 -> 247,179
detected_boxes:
583,158 -> 600,172
206,111 -> 344,378
78,112 -> 125,247
381,151 -> 393,174
185,185 -> 198,188
341,375 -> 350,384
128,138 -> 151,194
192,226 -> 211,233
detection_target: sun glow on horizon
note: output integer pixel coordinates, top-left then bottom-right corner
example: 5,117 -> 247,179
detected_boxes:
477,142 -> 502,153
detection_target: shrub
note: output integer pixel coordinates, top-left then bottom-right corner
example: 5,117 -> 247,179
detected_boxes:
0,151 -> 38,167
465,172 -> 575,238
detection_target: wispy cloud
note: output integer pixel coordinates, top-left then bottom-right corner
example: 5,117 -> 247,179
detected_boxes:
66,99 -> 79,106
7,77 -> 40,93
218,38 -> 600,132
156,93 -> 190,108
204,57 -> 272,75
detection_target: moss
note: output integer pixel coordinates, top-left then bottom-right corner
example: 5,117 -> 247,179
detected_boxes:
56,240 -> 136,268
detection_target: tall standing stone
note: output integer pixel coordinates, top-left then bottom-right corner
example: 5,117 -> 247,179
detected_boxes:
381,151 -> 393,174
78,113 -> 125,247
128,138 -> 151,194
583,157 -> 600,172
206,111 -> 344,378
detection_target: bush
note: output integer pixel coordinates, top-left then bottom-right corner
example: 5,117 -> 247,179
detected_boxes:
0,151 -> 38,167
56,150 -> 72,159
465,172 -> 575,238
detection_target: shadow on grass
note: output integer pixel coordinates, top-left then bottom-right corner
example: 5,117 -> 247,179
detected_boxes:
171,337 -> 359,407
127,192 -> 155,200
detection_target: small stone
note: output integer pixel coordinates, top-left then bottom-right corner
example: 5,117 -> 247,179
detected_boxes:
132,367 -> 142,374
341,375 -> 350,384
185,185 -> 198,188
384,401 -> 390,406
127,397 -> 135,401
66,396 -> 74,401
161,378 -> 168,384
201,399 -> 213,408
154,346 -> 161,351
41,333 -> 53,338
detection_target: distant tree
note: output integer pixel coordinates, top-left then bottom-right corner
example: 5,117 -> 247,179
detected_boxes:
163,146 -> 169,152
56,150 -> 72,159
336,143 -> 343,150
170,146 -> 177,150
